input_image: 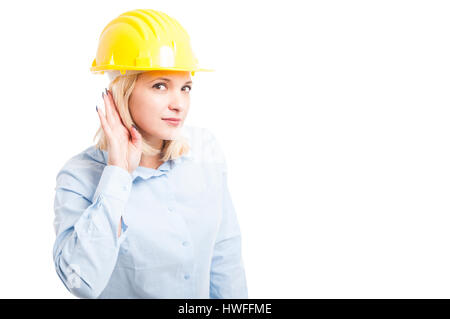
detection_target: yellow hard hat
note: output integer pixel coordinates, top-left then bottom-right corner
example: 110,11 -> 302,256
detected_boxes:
90,9 -> 214,76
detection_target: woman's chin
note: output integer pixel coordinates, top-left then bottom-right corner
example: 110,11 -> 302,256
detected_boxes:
160,126 -> 183,140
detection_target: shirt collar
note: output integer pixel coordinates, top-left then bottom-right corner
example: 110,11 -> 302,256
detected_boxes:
97,146 -> 193,182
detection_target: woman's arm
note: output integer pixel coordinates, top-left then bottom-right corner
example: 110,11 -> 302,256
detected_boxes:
52,164 -> 131,299
209,169 -> 248,299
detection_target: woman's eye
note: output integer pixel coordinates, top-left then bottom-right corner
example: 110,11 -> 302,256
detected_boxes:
152,83 -> 191,92
153,83 -> 167,90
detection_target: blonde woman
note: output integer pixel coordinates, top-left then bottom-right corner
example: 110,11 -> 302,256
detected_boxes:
52,9 -> 248,299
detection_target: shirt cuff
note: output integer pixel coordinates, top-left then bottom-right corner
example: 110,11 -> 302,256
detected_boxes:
93,165 -> 132,203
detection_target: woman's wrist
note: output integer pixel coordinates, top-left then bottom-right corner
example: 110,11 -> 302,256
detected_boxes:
107,162 -> 130,175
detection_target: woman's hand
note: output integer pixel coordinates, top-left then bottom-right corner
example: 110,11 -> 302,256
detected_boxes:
96,88 -> 143,174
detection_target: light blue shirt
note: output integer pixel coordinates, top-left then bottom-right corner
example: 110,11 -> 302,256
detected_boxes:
52,125 -> 248,299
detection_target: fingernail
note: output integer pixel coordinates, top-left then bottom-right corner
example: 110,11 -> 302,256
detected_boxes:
96,105 -> 98,112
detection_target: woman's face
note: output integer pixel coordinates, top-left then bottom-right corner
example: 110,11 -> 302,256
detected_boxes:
129,70 -> 192,142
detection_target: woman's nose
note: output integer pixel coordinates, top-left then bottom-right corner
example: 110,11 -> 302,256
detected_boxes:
168,103 -> 183,112
169,92 -> 187,112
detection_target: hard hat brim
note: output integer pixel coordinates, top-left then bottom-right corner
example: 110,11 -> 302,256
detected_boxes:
90,65 -> 215,75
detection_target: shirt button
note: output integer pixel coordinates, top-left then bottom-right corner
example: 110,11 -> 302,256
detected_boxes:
168,207 -> 173,212
184,274 -> 190,280
182,241 -> 189,247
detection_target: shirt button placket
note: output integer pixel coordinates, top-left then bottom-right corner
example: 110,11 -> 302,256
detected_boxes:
165,175 -> 192,286
166,175 -> 176,213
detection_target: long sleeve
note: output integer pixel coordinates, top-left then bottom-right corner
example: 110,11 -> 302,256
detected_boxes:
209,169 -> 248,298
52,164 -> 132,299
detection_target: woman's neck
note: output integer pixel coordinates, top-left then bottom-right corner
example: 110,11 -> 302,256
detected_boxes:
139,137 -> 165,169
139,155 -> 164,169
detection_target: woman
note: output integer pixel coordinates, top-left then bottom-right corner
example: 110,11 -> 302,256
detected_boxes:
52,9 -> 248,299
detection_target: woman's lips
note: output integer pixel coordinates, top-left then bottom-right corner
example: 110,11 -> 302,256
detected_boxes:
162,118 -> 181,126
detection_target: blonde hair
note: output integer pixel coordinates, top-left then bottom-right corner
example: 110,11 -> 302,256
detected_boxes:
93,72 -> 190,162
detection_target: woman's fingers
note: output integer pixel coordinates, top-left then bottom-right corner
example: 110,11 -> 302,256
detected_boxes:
130,124 -> 142,147
104,89 -> 123,126
97,104 -> 112,138
102,88 -> 131,142
101,91 -> 110,123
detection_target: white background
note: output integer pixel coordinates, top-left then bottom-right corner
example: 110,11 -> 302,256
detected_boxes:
1,0 -> 449,298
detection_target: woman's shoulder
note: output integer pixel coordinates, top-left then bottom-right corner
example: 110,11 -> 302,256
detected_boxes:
55,145 -> 107,195
182,125 -> 227,170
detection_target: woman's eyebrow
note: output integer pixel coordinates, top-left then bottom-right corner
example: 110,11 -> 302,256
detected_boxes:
150,77 -> 192,84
